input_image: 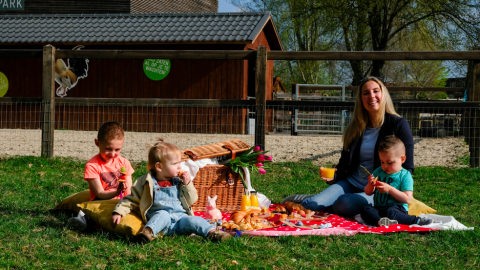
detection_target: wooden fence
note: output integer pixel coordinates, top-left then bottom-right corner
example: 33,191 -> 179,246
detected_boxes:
1,47 -> 480,166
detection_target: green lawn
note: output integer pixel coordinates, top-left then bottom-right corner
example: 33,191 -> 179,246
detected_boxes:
0,156 -> 478,269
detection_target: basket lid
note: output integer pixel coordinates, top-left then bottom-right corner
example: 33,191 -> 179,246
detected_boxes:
181,139 -> 250,162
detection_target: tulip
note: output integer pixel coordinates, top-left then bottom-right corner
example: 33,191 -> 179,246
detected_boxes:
253,146 -> 261,152
258,168 -> 266,174
256,155 -> 265,161
255,163 -> 264,167
265,156 -> 273,161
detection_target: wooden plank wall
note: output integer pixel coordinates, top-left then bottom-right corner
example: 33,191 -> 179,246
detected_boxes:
0,58 -> 247,133
0,0 -> 130,14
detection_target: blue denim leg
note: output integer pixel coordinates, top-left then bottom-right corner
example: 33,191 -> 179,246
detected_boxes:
301,180 -> 373,217
172,215 -> 214,238
145,210 -> 171,236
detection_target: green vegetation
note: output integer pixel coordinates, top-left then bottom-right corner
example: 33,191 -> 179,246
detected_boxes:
0,156 -> 478,269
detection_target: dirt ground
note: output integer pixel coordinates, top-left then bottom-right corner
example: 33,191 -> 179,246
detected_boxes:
0,129 -> 470,167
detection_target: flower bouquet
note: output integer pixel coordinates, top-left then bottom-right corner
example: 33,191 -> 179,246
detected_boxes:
224,146 -> 273,190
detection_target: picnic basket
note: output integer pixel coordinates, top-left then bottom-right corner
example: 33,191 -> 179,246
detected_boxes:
181,139 -> 250,212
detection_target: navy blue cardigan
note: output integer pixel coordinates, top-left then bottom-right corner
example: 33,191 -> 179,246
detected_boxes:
332,113 -> 414,184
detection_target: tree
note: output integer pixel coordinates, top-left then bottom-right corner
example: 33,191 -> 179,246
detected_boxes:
230,0 -> 480,87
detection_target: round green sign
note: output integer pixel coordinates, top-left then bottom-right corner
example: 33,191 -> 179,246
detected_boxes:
143,59 -> 171,81
0,72 -> 8,97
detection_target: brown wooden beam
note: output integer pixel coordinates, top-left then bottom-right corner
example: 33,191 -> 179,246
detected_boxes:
268,51 -> 480,60
56,50 -> 257,60
293,86 -> 464,92
41,45 -> 56,158
255,46 -> 267,150
0,50 -> 43,58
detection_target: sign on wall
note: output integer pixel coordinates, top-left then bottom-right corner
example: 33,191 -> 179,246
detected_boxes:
0,0 -> 25,10
0,72 -> 8,97
54,58 -> 89,97
143,59 -> 171,81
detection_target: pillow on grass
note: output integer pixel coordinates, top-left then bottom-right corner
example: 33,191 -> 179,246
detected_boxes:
78,200 -> 145,236
54,190 -> 91,212
408,197 -> 437,216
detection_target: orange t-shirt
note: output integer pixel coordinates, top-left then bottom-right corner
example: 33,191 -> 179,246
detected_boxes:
84,154 -> 134,201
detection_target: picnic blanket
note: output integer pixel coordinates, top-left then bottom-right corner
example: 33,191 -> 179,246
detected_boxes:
194,207 -> 473,236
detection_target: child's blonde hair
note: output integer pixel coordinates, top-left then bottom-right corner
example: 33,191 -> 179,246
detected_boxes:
378,135 -> 405,156
147,138 -> 181,170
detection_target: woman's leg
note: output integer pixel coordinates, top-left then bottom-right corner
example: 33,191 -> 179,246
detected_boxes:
301,180 -> 361,212
332,191 -> 374,218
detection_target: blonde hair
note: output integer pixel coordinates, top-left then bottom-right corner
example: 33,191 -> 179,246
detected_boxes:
342,77 -> 399,149
147,138 -> 181,170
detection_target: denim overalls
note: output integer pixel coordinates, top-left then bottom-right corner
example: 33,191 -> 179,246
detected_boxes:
145,176 -> 213,238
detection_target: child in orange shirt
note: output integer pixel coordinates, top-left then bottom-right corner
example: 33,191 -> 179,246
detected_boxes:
67,121 -> 134,230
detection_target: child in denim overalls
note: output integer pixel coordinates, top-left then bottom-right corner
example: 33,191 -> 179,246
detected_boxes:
112,139 -> 231,243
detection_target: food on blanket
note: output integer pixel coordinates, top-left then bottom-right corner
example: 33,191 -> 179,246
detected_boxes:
239,223 -> 253,231
230,224 -> 240,230
280,213 -> 288,219
274,205 -> 287,212
283,201 -> 315,218
247,208 -> 261,216
230,211 -> 246,224
299,210 -> 306,216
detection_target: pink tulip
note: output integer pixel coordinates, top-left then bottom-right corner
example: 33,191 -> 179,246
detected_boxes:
253,146 -> 261,152
257,155 -> 265,161
255,163 -> 264,167
265,156 -> 273,161
258,168 -> 266,174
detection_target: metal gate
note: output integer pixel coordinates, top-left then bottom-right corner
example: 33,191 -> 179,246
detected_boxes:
293,84 -> 347,134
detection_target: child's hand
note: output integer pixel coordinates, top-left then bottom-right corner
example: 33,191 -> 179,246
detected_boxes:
375,181 -> 391,193
368,175 -> 375,186
112,213 -> 122,226
181,171 -> 191,185
116,182 -> 127,194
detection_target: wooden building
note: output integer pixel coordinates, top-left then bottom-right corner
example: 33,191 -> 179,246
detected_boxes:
0,12 -> 282,133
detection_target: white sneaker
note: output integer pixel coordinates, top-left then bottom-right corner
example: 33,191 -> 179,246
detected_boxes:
379,217 -> 398,227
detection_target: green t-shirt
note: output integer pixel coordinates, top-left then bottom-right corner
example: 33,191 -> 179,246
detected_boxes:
373,167 -> 413,211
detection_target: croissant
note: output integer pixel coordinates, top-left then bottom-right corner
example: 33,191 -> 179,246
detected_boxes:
239,223 -> 253,231
231,224 -> 240,230
230,211 -> 246,224
274,205 -> 286,212
247,209 -> 261,216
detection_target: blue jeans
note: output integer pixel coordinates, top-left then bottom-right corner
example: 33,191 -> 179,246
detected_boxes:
146,210 -> 213,238
361,204 -> 418,226
301,179 -> 374,218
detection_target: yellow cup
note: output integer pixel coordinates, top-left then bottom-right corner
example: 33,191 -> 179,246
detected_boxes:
321,167 -> 336,179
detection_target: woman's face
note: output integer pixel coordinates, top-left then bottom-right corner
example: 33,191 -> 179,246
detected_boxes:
361,80 -> 383,115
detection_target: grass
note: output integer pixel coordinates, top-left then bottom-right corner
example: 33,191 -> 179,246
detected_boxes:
0,156 -> 479,269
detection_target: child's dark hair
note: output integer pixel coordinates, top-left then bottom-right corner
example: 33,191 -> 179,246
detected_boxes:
378,135 -> 405,155
97,121 -> 124,143
147,138 -> 181,170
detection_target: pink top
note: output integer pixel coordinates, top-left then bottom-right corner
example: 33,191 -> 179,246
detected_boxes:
84,154 -> 134,201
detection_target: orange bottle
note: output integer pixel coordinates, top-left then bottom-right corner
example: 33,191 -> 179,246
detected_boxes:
250,191 -> 259,207
241,191 -> 251,211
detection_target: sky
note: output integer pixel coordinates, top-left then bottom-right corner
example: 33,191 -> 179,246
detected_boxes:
218,0 -> 239,12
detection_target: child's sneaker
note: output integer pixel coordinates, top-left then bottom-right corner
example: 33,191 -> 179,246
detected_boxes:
416,217 -> 433,226
281,194 -> 315,204
136,227 -> 154,244
379,217 -> 398,227
67,216 -> 88,231
207,230 -> 231,242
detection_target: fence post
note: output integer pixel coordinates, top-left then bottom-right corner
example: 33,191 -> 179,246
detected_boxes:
255,46 -> 267,150
465,47 -> 480,167
41,45 -> 55,158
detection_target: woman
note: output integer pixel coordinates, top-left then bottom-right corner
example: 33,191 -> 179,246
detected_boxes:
297,77 -> 414,217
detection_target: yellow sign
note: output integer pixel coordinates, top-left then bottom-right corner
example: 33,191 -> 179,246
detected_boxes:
0,72 -> 8,97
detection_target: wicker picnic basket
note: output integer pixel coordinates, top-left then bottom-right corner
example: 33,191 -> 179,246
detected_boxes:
181,139 -> 250,212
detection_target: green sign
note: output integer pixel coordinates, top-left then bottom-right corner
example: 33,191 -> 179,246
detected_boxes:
0,0 -> 25,10
143,59 -> 171,81
0,72 -> 8,97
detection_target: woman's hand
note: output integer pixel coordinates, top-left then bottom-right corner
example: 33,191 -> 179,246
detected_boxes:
112,213 -> 122,226
319,167 -> 336,182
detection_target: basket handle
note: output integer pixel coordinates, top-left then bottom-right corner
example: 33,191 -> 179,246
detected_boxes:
222,144 -> 237,160
184,151 -> 198,161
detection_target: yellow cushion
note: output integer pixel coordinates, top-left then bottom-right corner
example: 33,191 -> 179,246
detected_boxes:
78,200 -> 145,236
408,197 -> 437,216
54,190 -> 91,212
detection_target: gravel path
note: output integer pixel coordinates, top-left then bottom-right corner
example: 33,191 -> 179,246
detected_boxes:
0,129 -> 469,167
